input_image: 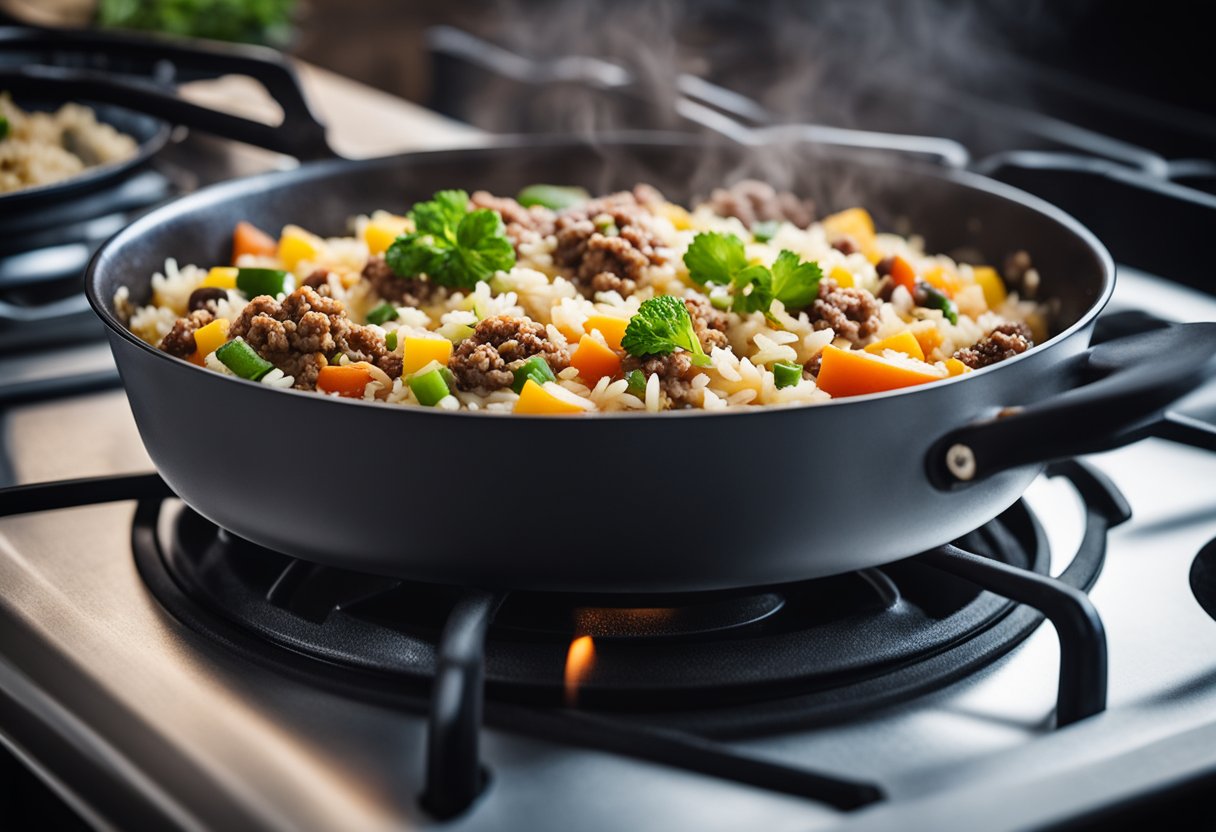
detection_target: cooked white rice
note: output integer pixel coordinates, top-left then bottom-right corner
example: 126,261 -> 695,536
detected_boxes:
118,185 -> 1045,415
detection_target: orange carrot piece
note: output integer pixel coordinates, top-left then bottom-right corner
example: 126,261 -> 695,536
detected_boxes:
864,330 -> 925,362
317,364 -> 373,398
889,255 -> 917,294
570,334 -> 622,384
583,314 -> 629,352
816,344 -> 943,398
232,221 -> 278,263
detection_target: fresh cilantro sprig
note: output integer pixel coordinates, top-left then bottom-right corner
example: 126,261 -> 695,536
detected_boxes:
385,189 -> 515,290
621,295 -> 713,367
683,231 -> 822,315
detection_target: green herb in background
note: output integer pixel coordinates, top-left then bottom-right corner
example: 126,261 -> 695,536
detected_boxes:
0,114 -> 9,141
96,0 -> 295,46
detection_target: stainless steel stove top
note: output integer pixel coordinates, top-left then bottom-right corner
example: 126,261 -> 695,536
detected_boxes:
1,270 -> 1214,831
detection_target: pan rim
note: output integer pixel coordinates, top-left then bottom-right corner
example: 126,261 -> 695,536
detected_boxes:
85,131 -> 1116,421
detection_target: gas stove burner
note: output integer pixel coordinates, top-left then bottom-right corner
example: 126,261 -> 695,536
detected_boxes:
133,461 -> 1123,734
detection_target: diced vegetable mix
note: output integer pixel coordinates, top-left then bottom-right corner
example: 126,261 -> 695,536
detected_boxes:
409,367 -> 450,406
131,181 -> 1036,414
511,354 -> 557,394
516,184 -> 589,211
235,268 -> 291,298
215,338 -> 273,380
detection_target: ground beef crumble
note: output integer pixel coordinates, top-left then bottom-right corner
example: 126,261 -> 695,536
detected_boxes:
621,352 -> 699,407
362,255 -> 438,307
683,296 -> 730,351
469,191 -> 556,250
551,190 -> 667,298
158,308 -> 215,358
227,286 -> 399,389
953,322 -> 1034,369
447,314 -> 569,392
707,179 -> 815,229
809,278 -> 882,345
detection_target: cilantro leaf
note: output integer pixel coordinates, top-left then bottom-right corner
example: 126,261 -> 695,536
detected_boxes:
682,232 -> 821,315
730,264 -> 773,314
412,189 -> 468,239
621,295 -> 713,368
769,250 -> 823,310
451,209 -> 516,284
683,231 -> 747,286
385,190 -> 516,289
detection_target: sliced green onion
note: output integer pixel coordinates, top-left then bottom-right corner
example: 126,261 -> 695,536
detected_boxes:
409,368 -> 450,406
510,355 -> 557,394
773,361 -> 804,389
516,184 -> 590,211
920,283 -> 959,325
329,352 -> 343,365
440,366 -> 458,390
708,285 -> 732,311
752,220 -> 781,242
236,268 -> 291,298
626,369 -> 647,397
215,337 -> 274,380
594,217 -> 619,237
366,302 -> 397,326
384,331 -> 398,351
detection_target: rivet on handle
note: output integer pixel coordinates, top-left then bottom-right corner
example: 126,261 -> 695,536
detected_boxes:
946,444 -> 977,481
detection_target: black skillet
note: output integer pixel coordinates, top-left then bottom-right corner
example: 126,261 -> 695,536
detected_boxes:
0,25 -> 333,216
84,134 -> 1216,592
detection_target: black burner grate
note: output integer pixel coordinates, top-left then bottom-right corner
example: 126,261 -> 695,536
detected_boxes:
0,460 -> 1128,818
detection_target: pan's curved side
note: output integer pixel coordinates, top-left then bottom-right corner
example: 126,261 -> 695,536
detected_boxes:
88,137 -> 1113,592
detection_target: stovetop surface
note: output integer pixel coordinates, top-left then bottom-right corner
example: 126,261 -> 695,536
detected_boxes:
1,271 -> 1214,831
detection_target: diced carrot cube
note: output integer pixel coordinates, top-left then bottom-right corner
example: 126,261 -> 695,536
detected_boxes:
582,314 -> 629,351
889,255 -> 917,293
816,344 -> 944,398
570,334 -> 622,384
317,364 -> 374,398
232,222 -> 277,263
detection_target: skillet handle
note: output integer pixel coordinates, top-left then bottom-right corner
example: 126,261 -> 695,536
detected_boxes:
0,27 -> 335,161
928,322 -> 1216,488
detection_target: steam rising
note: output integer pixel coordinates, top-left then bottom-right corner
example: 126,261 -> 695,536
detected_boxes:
451,0 -> 1084,204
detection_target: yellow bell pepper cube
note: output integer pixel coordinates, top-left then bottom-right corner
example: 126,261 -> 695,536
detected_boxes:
278,225 -> 323,271
582,314 -> 629,352
187,318 -> 230,366
657,202 -> 692,230
923,264 -> 962,297
913,326 -> 944,358
514,379 -> 589,415
201,267 -> 238,290
972,266 -> 1007,310
401,336 -> 453,376
829,265 -> 855,288
864,330 -> 925,362
822,207 -> 880,264
362,215 -> 412,256
945,358 -> 972,376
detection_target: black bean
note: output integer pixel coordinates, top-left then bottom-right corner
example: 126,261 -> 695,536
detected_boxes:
187,287 -> 228,312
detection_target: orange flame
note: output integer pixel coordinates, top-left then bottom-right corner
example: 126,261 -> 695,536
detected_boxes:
563,635 -> 596,707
